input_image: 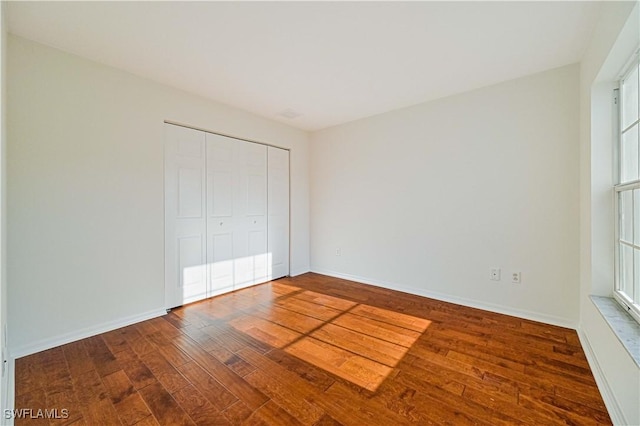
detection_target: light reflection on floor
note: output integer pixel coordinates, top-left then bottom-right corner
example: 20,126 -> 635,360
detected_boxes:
227,282 -> 431,391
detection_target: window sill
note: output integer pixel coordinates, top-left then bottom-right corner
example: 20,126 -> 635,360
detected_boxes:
590,295 -> 640,368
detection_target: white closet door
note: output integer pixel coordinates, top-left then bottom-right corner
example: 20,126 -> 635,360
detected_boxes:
206,133 -> 236,296
268,147 -> 290,280
166,124 -> 287,309
165,125 -> 207,308
234,141 -> 268,290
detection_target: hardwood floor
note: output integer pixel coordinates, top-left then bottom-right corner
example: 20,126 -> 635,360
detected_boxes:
14,273 -> 611,425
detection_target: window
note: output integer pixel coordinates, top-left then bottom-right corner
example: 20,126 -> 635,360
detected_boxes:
615,50 -> 640,324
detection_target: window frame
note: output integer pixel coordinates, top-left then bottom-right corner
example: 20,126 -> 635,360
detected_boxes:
614,49 -> 640,325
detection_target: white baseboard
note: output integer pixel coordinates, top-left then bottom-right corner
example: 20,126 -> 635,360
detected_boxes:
577,329 -> 627,426
10,308 -> 166,359
310,267 -> 577,329
289,268 -> 310,277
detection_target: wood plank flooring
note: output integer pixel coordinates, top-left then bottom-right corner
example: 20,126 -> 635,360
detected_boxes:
14,273 -> 611,425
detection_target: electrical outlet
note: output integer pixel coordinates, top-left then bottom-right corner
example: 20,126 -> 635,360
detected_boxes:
511,272 -> 521,283
490,268 -> 501,281
335,248 -> 341,256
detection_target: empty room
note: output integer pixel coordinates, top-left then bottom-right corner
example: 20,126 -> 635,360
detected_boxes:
0,1 -> 639,425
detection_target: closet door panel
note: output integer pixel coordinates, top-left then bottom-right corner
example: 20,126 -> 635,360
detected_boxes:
247,174 -> 267,216
211,171 -> 233,217
268,147 -> 290,280
178,168 -> 204,217
206,133 -> 236,295
209,232 -> 234,296
235,142 -> 268,289
165,125 -> 207,308
249,229 -> 268,287
178,235 -> 206,301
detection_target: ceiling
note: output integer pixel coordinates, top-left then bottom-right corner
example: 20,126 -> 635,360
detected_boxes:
7,1 -> 603,131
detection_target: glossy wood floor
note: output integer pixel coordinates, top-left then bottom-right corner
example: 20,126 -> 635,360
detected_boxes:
15,273 -> 611,425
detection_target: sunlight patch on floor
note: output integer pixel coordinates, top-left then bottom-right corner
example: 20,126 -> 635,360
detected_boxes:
229,284 -> 431,391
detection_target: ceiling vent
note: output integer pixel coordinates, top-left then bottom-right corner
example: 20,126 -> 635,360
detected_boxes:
278,108 -> 302,119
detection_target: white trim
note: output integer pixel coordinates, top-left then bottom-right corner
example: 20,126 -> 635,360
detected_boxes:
577,328 -> 627,426
289,267 -> 310,277
164,120 -> 291,152
613,291 -> 640,324
616,46 -> 639,80
310,268 -> 578,329
615,180 -> 640,192
615,50 -> 640,326
620,118 -> 639,135
9,308 -> 166,359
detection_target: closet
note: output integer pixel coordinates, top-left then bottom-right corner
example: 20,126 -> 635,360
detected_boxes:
164,123 -> 289,309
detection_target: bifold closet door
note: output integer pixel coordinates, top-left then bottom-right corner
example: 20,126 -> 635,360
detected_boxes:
166,123 -> 288,309
207,133 -> 268,293
165,125 -> 207,308
268,147 -> 289,280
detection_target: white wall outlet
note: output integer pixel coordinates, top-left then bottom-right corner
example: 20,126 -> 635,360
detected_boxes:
336,247 -> 341,256
490,268 -> 501,281
511,272 -> 521,283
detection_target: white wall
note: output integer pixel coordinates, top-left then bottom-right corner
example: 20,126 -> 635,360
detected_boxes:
310,64 -> 580,327
579,2 -> 640,424
7,35 -> 310,357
